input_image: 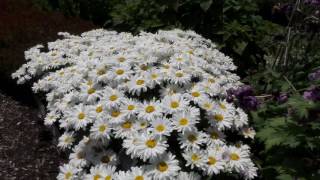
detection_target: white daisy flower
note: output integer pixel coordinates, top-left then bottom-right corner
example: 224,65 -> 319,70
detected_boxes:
159,84 -> 185,97
182,149 -> 206,169
176,171 -> 201,180
203,148 -> 225,175
184,84 -> 208,104
144,68 -> 163,87
150,117 -> 173,137
69,145 -> 88,168
135,132 -> 168,161
90,118 -> 112,141
57,163 -> 79,180
205,127 -> 226,146
113,118 -> 137,139
123,166 -> 151,180
102,86 -> 125,108
241,127 -> 256,139
168,69 -> 191,85
161,94 -> 189,114
58,132 -> 75,149
172,109 -> 199,133
86,165 -> 117,180
234,107 -> 249,129
178,130 -> 208,150
128,75 -> 148,95
138,100 -> 162,121
207,111 -> 234,130
91,149 -> 119,166
106,108 -> 126,124
79,80 -> 101,103
147,153 -> 181,180
109,64 -> 132,82
120,98 -> 140,118
67,103 -> 94,130
223,146 -> 251,172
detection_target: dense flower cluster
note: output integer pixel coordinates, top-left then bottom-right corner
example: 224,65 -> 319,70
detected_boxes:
12,29 -> 257,180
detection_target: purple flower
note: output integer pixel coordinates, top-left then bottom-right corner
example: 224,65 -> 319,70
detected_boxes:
304,0 -> 320,6
227,85 -> 259,110
308,69 -> 320,81
240,96 -> 259,111
303,86 -> 320,101
276,93 -> 288,103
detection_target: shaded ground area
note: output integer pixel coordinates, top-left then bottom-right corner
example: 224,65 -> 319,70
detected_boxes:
0,92 -> 65,180
0,0 -> 95,104
0,0 -> 96,179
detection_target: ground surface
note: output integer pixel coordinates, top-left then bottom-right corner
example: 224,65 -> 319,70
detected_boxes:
0,92 -> 65,180
0,0 -> 96,179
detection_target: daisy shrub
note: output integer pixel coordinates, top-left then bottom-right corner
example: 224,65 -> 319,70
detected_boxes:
12,29 -> 257,180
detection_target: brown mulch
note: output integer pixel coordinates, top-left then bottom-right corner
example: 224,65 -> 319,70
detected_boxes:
0,0 -> 97,179
0,92 -> 65,180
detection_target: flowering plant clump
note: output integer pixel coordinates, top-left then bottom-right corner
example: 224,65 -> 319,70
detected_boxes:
12,29 -> 257,180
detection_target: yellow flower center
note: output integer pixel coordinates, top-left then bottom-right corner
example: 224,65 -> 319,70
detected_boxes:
145,105 -> 155,113
203,103 -> 212,109
97,69 -> 106,75
191,91 -> 200,97
87,80 -> 93,86
157,162 -> 168,172
175,72 -> 183,77
76,151 -> 85,159
210,132 -> 219,139
94,174 -> 101,180
188,50 -> 193,54
101,155 -> 110,163
59,71 -> 64,76
170,101 -> 179,109
64,172 -> 72,179
156,125 -> 165,132
105,175 -> 111,180
214,114 -> 224,121
136,79 -> 145,85
64,137 -> 73,143
151,74 -> 158,79
135,176 -> 144,180
230,153 -> 240,161
98,125 -> 107,132
116,69 -> 124,75
87,88 -> 96,94
127,105 -> 135,110
140,64 -> 148,71
140,122 -> 147,128
96,106 -> 103,113
109,95 -> 118,101
219,103 -> 226,109
191,154 -> 199,161
118,57 -> 126,62
122,121 -> 132,129
78,112 -> 85,120
163,64 -> 170,69
208,78 -> 215,83
176,57 -> 183,61
187,134 -> 197,143
179,118 -> 189,126
145,139 -> 157,148
207,157 -> 217,165
111,111 -> 121,117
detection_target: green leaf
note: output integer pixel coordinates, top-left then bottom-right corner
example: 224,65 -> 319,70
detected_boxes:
277,174 -> 293,180
200,0 -> 212,12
